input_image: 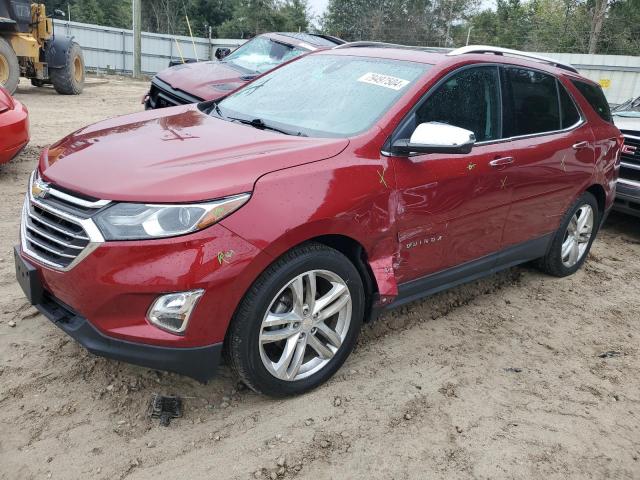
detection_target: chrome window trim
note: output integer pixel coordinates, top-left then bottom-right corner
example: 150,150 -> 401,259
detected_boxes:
382,62 -> 587,157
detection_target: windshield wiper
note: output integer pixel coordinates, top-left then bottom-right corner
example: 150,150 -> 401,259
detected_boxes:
212,102 -> 226,119
228,117 -> 307,137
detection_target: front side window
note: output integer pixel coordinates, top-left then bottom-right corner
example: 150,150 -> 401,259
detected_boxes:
504,67 -> 560,136
571,80 -> 612,123
217,55 -> 430,137
413,66 -> 501,142
224,37 -> 305,74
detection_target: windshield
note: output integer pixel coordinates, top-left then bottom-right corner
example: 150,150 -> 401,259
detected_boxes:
216,55 -> 429,137
223,37 -> 306,74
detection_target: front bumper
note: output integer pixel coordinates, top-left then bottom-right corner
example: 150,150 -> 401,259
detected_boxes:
614,178 -> 640,217
37,289 -> 222,382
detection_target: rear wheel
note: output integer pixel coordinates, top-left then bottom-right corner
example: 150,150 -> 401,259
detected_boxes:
30,78 -> 47,87
537,191 -> 599,277
50,42 -> 84,95
0,37 -> 19,94
226,243 -> 364,397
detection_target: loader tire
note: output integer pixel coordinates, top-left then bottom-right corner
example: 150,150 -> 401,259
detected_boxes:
0,37 -> 20,94
50,42 -> 84,95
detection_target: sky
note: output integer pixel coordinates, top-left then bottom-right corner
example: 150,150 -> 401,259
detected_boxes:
308,0 -> 329,20
307,0 -> 497,20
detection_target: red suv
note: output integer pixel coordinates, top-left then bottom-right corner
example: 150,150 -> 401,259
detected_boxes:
15,45 -> 621,397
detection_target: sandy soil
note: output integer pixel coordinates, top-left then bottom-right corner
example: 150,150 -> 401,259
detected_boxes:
1,77 -> 639,480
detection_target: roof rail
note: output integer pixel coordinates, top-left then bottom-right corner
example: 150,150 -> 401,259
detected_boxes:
447,45 -> 579,73
333,41 -> 401,49
334,41 -> 452,53
310,33 -> 346,45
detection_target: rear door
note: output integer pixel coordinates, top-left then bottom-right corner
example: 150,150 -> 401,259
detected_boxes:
499,66 -> 595,247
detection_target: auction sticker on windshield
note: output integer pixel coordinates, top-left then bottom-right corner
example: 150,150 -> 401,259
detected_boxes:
358,72 -> 410,91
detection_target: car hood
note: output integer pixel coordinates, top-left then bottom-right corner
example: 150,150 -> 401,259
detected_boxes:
41,105 -> 349,203
613,114 -> 640,133
156,61 -> 254,100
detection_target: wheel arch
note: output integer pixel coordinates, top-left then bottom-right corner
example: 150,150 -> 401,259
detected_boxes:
234,229 -> 383,327
586,183 -> 606,216
309,234 -> 379,323
44,35 -> 76,69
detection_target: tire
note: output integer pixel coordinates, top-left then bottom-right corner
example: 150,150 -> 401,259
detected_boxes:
30,78 -> 46,87
537,191 -> 600,277
226,242 -> 365,397
50,42 -> 84,95
0,37 -> 19,94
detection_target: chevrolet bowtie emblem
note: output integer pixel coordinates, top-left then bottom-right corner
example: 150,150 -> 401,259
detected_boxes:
31,179 -> 50,199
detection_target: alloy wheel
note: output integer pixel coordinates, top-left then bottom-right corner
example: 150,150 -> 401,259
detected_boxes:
259,269 -> 352,382
561,204 -> 594,267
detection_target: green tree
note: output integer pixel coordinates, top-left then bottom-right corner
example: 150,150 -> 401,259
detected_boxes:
217,0 -> 311,38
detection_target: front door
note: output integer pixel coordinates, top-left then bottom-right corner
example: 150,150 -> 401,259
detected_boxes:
389,65 -> 515,283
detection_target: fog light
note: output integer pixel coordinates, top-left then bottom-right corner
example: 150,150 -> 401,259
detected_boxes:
147,289 -> 204,335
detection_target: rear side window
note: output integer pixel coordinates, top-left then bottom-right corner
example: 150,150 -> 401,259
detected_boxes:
504,67 -> 560,136
559,82 -> 581,128
571,80 -> 612,122
413,66 -> 501,142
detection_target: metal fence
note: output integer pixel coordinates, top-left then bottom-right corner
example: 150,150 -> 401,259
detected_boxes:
536,52 -> 640,104
53,19 -> 244,76
53,20 -> 640,103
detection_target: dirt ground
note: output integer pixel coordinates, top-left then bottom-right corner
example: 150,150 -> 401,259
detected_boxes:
1,77 -> 639,480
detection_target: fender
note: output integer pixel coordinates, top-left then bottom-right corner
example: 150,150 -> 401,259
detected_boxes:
44,35 -> 74,69
229,217 -> 400,302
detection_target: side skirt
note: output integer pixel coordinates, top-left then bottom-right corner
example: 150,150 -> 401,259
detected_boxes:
375,233 -> 553,316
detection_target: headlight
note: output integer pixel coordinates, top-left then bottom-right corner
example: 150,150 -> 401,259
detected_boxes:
94,193 -> 250,240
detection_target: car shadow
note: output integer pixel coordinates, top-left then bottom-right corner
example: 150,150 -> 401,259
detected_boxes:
602,211 -> 640,241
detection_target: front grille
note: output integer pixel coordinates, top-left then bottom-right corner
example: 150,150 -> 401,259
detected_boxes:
21,172 -> 108,270
23,200 -> 90,268
147,78 -> 203,109
148,83 -> 183,109
620,131 -> 640,183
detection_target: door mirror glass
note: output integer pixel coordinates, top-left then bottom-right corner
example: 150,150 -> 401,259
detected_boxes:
215,47 -> 231,60
392,122 -> 476,155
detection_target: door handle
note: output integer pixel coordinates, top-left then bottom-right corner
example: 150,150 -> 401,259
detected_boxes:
489,156 -> 514,167
573,141 -> 589,150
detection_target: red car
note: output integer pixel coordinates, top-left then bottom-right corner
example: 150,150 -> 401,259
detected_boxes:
0,85 -> 29,164
144,32 -> 344,109
15,45 -> 620,397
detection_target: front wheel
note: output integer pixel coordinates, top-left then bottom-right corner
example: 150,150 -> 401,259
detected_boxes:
226,243 -> 364,397
537,191 -> 599,277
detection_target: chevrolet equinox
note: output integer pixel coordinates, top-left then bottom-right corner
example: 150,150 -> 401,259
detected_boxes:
15,44 -> 621,397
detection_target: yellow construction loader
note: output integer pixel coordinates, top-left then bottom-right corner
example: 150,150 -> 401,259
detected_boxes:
0,1 -> 84,94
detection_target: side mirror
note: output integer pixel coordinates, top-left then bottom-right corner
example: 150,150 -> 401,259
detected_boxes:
392,122 -> 476,155
54,9 -> 66,17
215,48 -> 231,60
